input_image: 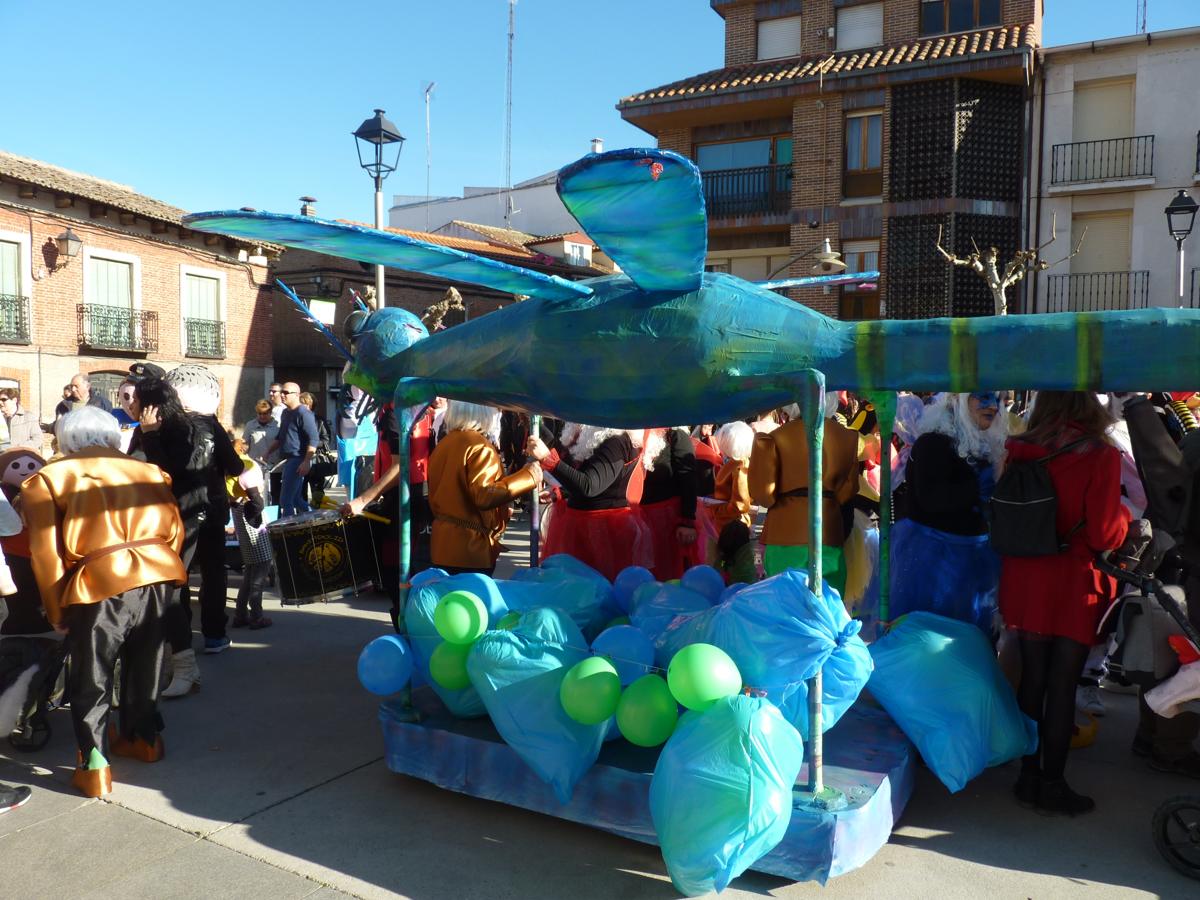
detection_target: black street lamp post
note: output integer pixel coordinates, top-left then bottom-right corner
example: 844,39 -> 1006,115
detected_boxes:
1165,189 -> 1198,307
354,109 -> 405,307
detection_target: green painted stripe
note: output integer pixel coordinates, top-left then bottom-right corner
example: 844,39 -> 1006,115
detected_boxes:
948,319 -> 978,392
1075,315 -> 1104,389
855,320 -> 884,390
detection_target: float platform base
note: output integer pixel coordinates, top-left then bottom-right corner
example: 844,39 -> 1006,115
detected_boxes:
380,690 -> 914,885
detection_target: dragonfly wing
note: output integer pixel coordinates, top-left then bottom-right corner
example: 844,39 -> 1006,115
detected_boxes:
182,211 -> 593,302
757,271 -> 880,291
556,148 -> 706,294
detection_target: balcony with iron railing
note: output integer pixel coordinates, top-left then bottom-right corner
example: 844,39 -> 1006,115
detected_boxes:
185,318 -> 226,359
1050,135 -> 1154,186
1191,268 -> 1200,308
701,164 -> 792,219
1045,271 -> 1150,313
0,294 -> 31,344
77,304 -> 159,353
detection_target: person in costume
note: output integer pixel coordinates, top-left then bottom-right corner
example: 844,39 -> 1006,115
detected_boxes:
638,427 -> 701,581
698,421 -> 754,568
22,407 -> 187,798
998,392 -> 1129,815
889,391 -> 1007,632
526,424 -> 654,581
0,448 -> 48,633
748,395 -> 860,594
425,401 -> 541,576
227,434 -> 273,630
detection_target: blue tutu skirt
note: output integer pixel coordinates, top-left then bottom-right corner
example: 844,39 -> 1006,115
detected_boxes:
888,518 -> 999,634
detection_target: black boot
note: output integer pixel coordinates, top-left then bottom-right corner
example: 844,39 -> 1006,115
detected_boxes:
1013,766 -> 1040,807
1037,777 -> 1095,816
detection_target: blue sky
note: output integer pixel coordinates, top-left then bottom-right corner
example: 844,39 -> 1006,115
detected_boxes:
1,0 -> 1195,223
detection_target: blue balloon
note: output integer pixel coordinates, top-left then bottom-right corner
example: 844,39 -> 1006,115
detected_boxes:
630,580 -> 663,614
613,566 -> 656,613
357,634 -> 414,696
718,583 -> 748,605
411,567 -> 448,589
681,565 -> 726,604
591,624 -> 656,686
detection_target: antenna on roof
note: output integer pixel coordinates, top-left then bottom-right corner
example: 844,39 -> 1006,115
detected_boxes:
1137,0 -> 1148,33
424,81 -> 437,232
503,0 -> 516,226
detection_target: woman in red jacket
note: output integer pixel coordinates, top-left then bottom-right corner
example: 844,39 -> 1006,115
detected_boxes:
999,391 -> 1129,816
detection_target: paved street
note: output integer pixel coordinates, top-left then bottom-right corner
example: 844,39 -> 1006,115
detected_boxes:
2,512 -> 1199,899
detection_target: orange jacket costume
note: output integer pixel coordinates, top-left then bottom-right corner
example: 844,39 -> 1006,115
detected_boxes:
711,458 -> 752,533
21,447 -> 186,626
427,429 -> 538,570
748,416 -> 860,547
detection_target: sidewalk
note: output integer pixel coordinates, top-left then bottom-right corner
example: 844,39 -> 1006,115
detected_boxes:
1,511 -> 1198,898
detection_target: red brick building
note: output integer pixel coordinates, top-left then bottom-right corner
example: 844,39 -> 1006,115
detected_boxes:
0,151 -> 277,430
618,0 -> 1043,319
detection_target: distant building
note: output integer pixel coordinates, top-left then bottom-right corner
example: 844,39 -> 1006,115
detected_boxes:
617,1 -> 1043,320
0,150 -> 276,427
1032,25 -> 1200,312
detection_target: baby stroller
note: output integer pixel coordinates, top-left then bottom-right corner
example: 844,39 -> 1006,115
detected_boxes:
0,634 -> 68,752
1097,529 -> 1200,881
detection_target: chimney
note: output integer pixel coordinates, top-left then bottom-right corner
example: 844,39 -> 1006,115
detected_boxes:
299,196 -> 317,216
590,137 -> 603,154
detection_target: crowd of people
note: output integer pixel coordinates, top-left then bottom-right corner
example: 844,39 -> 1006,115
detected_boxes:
1,369 -> 1199,819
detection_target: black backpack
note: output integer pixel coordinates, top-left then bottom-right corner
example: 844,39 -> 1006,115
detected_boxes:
990,437 -> 1091,557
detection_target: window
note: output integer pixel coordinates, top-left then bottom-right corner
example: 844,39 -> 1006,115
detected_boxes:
180,266 -> 227,358
836,3 -> 883,51
696,139 -> 772,171
844,112 -> 883,198
757,15 -> 802,61
839,240 -> 881,320
0,240 -> 20,296
920,0 -> 1001,36
697,137 -> 793,218
87,254 -> 134,308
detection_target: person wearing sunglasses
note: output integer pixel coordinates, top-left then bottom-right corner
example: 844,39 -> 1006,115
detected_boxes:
889,391 -> 1008,634
0,387 -> 43,451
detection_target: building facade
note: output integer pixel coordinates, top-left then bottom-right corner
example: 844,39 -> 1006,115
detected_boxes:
1031,26 -> 1200,313
618,0 -> 1043,319
0,151 -> 275,432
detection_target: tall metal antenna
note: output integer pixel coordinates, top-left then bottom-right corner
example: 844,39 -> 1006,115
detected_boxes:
424,81 -> 436,232
504,0 -> 516,226
1137,0 -> 1148,33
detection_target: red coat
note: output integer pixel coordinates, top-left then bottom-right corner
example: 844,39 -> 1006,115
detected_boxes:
998,431 -> 1130,645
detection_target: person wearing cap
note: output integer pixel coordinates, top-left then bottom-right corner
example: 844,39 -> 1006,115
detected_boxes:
0,386 -> 42,451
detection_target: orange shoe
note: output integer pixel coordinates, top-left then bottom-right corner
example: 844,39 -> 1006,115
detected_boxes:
72,764 -> 113,798
110,733 -> 165,763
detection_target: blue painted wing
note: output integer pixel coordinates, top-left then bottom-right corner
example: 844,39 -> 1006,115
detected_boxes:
181,211 -> 593,302
556,149 -> 707,294
276,280 -> 353,361
756,271 -> 881,291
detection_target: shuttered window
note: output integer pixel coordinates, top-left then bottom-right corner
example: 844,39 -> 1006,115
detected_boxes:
1072,79 -> 1134,144
88,256 -> 133,308
757,16 -> 802,61
1071,212 -> 1132,274
184,272 -> 220,320
836,3 -> 883,51
0,240 -> 19,296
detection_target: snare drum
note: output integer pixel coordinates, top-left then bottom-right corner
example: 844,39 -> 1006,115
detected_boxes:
267,510 -> 380,603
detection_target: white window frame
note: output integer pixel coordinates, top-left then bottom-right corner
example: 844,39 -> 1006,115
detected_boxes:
83,246 -> 142,310
0,228 -> 34,300
842,240 -> 881,289
179,264 -> 228,356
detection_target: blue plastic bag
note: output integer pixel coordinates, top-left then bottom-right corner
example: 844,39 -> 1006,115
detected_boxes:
467,607 -> 605,803
650,695 -> 804,896
656,569 -> 873,736
889,518 -> 1000,634
504,568 -> 618,639
629,582 -> 711,643
868,611 -> 1038,793
404,573 -> 508,718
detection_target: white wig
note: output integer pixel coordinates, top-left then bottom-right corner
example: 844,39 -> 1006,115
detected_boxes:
166,364 -> 220,416
716,421 -> 754,462
443,400 -> 501,445
57,406 -> 121,454
560,423 -> 632,461
916,392 -> 1008,471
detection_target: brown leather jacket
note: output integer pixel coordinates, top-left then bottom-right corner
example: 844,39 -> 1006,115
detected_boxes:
21,447 -> 187,625
712,458 -> 752,533
427,429 -> 538,569
749,416 -> 860,547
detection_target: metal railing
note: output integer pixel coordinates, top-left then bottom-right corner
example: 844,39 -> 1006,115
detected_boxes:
1050,135 -> 1154,185
1191,267 -> 1200,308
1045,271 -> 1150,312
701,164 -> 791,218
0,294 -> 31,344
77,304 -> 159,353
185,318 -> 226,358
1196,130 -> 1199,175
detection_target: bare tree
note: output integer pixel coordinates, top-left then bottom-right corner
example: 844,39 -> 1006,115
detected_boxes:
935,214 -> 1085,315
421,286 -> 466,331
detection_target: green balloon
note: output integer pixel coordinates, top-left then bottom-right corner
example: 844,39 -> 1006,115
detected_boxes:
429,641 -> 473,691
497,611 -> 521,631
559,656 -> 621,725
616,674 -> 678,747
667,643 -> 742,711
665,579 -> 681,586
604,615 -> 630,628
434,590 -> 488,645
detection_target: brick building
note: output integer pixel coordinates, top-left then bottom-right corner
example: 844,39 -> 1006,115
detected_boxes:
272,204 -> 611,420
617,0 -> 1043,319
0,151 -> 276,433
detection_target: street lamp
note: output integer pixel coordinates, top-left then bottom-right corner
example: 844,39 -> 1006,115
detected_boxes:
353,108 -> 405,307
1165,189 -> 1198,307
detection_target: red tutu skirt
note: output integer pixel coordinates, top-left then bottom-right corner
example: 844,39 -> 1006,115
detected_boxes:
540,501 -> 653,582
637,498 -> 705,581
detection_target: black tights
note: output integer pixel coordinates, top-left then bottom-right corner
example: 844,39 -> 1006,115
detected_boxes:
1016,634 -> 1090,780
